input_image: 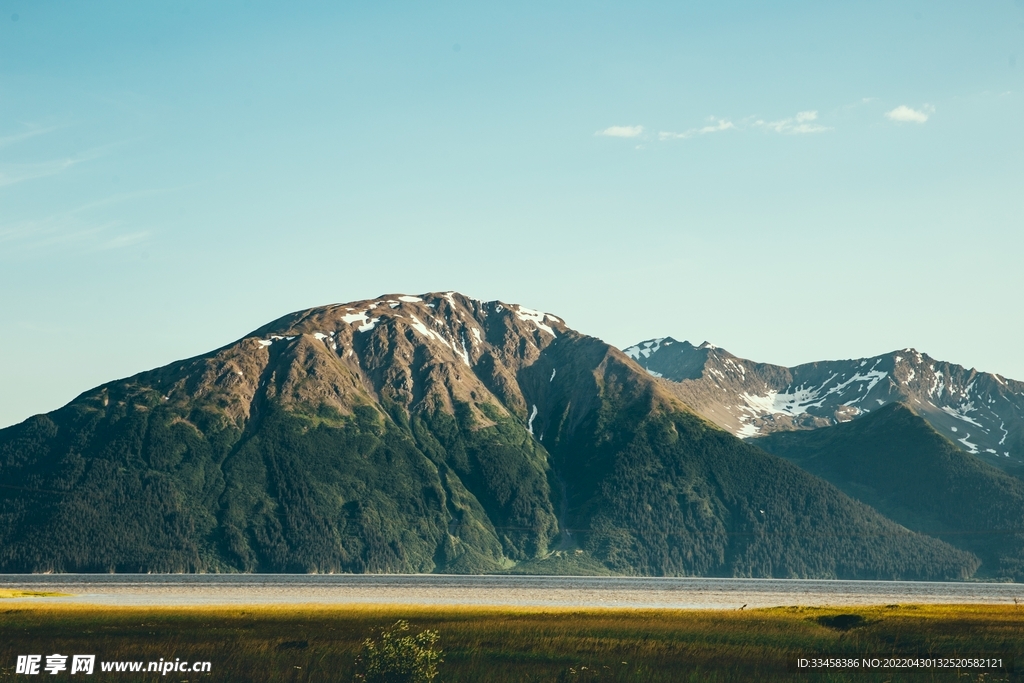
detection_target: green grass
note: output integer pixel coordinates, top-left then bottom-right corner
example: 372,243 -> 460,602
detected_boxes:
0,604 -> 1020,682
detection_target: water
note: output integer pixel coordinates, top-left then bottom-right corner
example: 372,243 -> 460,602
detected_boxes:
3,574 -> 1022,608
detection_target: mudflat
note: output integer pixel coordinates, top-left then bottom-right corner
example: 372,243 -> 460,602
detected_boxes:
2,574 -> 1022,608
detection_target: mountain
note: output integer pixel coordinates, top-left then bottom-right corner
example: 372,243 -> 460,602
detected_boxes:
623,338 -> 1024,474
757,403 -> 1024,581
0,293 -> 978,578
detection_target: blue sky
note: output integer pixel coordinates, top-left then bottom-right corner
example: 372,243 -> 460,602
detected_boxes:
2,0 -> 1022,428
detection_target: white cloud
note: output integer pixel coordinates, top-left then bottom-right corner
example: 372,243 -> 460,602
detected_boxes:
598,125 -> 643,138
755,110 -> 829,134
659,118 -> 734,141
885,104 -> 933,123
699,119 -> 735,134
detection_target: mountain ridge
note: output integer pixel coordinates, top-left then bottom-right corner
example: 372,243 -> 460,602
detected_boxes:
624,337 -> 1024,472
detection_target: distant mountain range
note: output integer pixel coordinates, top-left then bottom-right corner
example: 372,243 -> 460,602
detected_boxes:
623,338 -> 1024,475
1,293 -> 1019,580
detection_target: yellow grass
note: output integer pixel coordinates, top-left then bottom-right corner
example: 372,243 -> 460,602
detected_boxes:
1,603 -> 1020,681
0,589 -> 71,598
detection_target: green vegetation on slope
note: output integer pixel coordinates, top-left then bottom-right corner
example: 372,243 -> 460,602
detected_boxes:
0,385 -> 555,573
757,403 -> 1024,581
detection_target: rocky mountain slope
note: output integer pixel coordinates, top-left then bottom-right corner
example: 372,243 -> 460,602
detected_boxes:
758,403 -> 1024,581
624,338 -> 1024,473
0,294 -> 979,578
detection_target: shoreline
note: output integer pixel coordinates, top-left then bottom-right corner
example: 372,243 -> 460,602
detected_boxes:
2,574 -> 1021,609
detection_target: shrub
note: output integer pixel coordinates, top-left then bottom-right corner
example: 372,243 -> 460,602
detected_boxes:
354,620 -> 443,683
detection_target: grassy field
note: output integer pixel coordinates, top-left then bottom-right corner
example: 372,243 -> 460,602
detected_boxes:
0,602 -> 1020,681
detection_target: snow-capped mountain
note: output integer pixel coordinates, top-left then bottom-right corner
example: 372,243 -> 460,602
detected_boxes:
623,338 -> 1024,470
0,293 -> 980,579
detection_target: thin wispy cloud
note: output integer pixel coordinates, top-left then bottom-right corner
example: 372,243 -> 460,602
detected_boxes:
659,118 -> 735,140
0,124 -> 61,149
95,231 -> 150,251
598,125 -> 644,138
0,139 -> 135,190
833,97 -> 878,115
0,158 -> 80,188
754,110 -> 829,134
1,217 -> 150,254
885,104 -> 933,123
0,189 -> 169,255
0,215 -> 111,250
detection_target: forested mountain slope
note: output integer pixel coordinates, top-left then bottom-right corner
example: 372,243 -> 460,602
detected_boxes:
758,403 -> 1024,581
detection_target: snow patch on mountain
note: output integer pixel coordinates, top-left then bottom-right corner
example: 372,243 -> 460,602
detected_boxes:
406,315 -> 470,365
624,339 -> 666,360
723,357 -> 746,376
341,311 -> 372,326
527,404 -> 538,436
942,404 -> 984,428
736,423 -> 760,438
829,367 -> 889,404
740,387 -> 822,417
958,433 -> 980,454
514,306 -> 556,336
409,316 -> 444,346
734,367 -> 888,423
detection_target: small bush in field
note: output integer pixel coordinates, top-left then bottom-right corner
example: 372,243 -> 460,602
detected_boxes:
354,620 -> 443,683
